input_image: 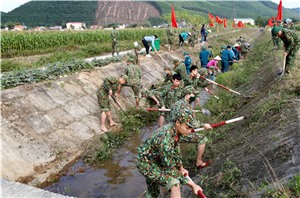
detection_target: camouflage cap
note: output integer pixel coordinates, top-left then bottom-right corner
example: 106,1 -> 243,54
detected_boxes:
271,26 -> 283,36
183,51 -> 189,56
163,66 -> 171,70
201,46 -> 207,50
173,59 -> 180,64
174,107 -> 196,128
198,68 -> 208,76
221,45 -> 227,49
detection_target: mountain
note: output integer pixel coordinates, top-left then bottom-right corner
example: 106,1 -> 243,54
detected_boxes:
1,0 -> 299,27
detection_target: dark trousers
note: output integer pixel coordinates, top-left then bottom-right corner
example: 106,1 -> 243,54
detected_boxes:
142,39 -> 150,54
179,35 -> 184,46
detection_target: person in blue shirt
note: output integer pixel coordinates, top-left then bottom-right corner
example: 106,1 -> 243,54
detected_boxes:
179,32 -> 191,47
199,46 -> 212,68
184,52 -> 192,74
221,45 -> 235,72
142,35 -> 158,57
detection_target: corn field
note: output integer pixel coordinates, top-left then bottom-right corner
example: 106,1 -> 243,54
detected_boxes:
1,28 -> 171,53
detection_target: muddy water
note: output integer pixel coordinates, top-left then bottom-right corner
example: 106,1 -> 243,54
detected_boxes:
44,91 -> 211,198
44,124 -> 158,198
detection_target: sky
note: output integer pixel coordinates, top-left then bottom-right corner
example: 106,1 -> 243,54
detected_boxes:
0,0 -> 299,13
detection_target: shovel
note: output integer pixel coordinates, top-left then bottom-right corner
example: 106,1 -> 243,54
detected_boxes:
146,108 -> 211,116
277,54 -> 287,79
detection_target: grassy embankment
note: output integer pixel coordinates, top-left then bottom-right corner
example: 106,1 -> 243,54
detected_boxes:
181,30 -> 300,197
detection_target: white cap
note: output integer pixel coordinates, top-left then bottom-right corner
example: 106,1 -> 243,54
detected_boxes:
233,43 -> 239,47
214,56 -> 222,61
134,41 -> 139,47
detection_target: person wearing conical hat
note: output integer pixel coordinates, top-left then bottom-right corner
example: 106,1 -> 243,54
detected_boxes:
179,32 -> 191,47
206,56 -> 222,72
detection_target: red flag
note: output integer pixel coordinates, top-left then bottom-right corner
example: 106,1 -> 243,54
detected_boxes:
276,0 -> 282,21
215,16 -> 223,24
268,16 -> 275,27
209,22 -> 214,27
232,20 -> 236,28
237,21 -> 243,28
171,5 -> 178,28
223,18 -> 227,28
208,12 -> 214,22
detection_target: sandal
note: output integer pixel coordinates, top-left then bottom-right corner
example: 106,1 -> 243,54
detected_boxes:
197,160 -> 212,169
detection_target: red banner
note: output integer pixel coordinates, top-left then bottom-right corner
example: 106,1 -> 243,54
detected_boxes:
237,21 -> 243,28
171,5 -> 178,28
209,22 -> 214,27
208,12 -> 214,22
223,18 -> 227,28
215,16 -> 223,24
276,0 -> 282,21
232,20 -> 236,28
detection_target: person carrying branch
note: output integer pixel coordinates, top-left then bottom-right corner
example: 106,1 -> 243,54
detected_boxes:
271,26 -> 300,74
136,106 -> 206,198
97,75 -> 127,132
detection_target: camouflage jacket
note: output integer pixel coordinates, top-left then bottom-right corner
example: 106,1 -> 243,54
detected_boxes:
97,77 -> 119,97
281,28 -> 300,54
183,75 -> 207,89
174,62 -> 188,79
137,123 -> 189,184
125,64 -> 141,86
110,29 -> 119,41
160,84 -> 184,107
166,28 -> 175,39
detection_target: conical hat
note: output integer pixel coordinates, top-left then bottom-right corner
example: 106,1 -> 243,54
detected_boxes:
214,56 -> 222,61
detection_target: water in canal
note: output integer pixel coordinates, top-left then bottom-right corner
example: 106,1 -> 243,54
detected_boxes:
44,124 -> 158,198
44,90 -> 210,197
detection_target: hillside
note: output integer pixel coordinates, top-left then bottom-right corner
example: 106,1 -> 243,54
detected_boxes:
1,0 -> 299,27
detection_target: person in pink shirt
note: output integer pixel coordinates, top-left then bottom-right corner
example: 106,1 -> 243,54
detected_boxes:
206,56 -> 222,72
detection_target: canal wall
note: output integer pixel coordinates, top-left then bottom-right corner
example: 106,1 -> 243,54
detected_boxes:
0,51 -> 185,186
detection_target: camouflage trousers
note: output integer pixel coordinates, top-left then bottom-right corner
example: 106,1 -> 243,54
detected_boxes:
286,47 -> 300,72
136,160 -> 184,198
97,91 -> 110,112
112,41 -> 119,56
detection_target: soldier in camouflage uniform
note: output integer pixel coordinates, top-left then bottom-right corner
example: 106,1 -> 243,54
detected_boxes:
110,26 -> 119,57
136,106 -> 205,198
117,58 -> 142,108
188,26 -> 198,47
272,26 -> 300,74
271,20 -> 282,50
173,59 -> 188,80
158,74 -> 184,127
183,65 -> 209,107
156,66 -> 175,88
97,76 -> 127,132
169,86 -> 213,169
166,25 -> 176,51
141,88 -> 162,107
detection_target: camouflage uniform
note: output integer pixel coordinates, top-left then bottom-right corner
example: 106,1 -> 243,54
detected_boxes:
183,74 -> 208,89
124,63 -> 141,98
142,89 -> 162,107
272,25 -> 282,49
188,27 -> 198,47
166,27 -> 175,50
169,98 -> 208,145
110,28 -> 119,57
160,84 -> 184,120
174,61 -> 188,79
279,28 -> 300,71
96,77 -> 119,112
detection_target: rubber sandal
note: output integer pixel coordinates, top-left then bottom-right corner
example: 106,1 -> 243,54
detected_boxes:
197,160 -> 212,169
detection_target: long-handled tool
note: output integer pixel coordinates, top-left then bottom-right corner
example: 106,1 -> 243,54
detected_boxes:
193,116 -> 244,132
277,54 -> 287,78
103,83 -> 126,113
199,75 -> 251,98
154,50 -> 175,72
146,107 -> 211,116
184,173 -> 207,198
204,87 -> 219,99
